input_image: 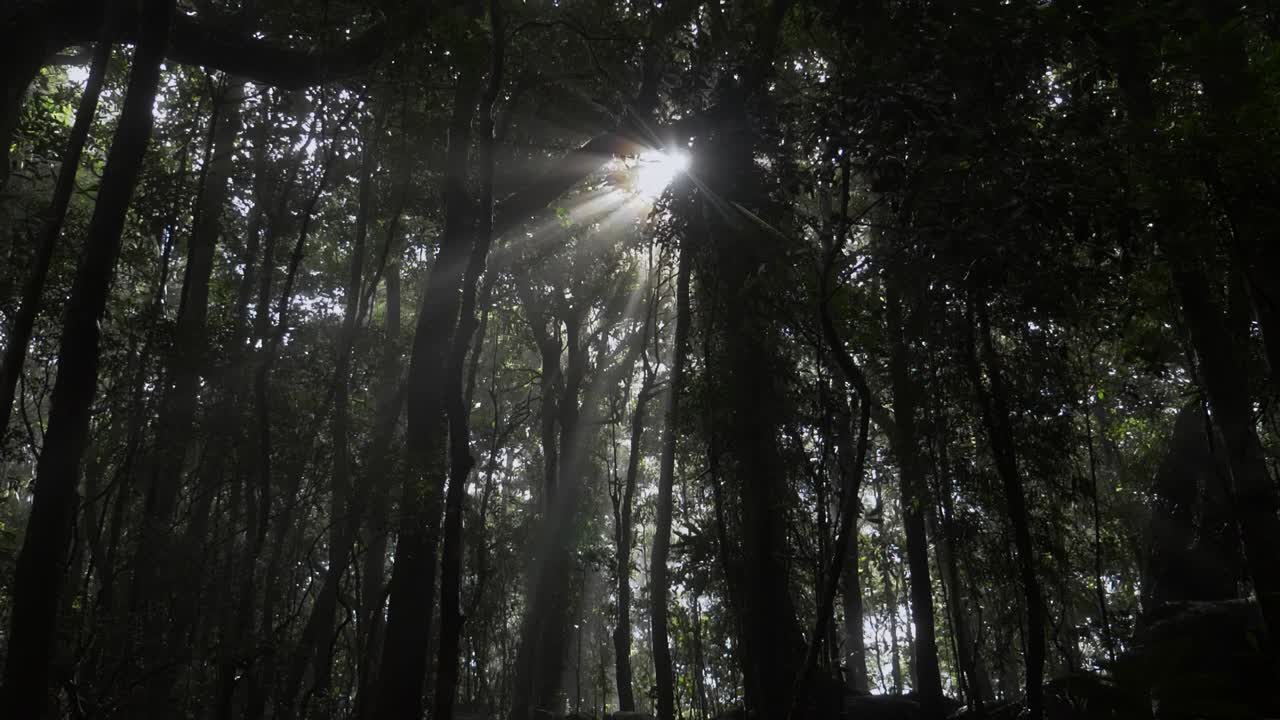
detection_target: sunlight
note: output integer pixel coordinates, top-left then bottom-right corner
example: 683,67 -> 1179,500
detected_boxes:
634,149 -> 690,197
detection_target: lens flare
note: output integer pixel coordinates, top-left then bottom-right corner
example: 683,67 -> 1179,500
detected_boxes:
634,149 -> 690,197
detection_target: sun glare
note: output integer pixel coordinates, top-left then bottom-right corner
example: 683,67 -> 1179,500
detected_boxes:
634,149 -> 690,198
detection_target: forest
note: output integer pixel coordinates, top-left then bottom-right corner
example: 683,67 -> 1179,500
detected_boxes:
1,0 -> 1279,719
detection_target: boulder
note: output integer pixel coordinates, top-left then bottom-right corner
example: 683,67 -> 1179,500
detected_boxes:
609,712 -> 656,720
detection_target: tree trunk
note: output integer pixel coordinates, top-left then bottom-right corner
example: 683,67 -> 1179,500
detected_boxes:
0,36 -> 110,439
435,12 -> 505,717
883,277 -> 943,712
277,111 -> 375,720
374,56 -> 480,720
701,117 -> 804,720
1184,2 -> 1280,380
0,0 -> 173,713
651,242 -> 690,720
966,300 -> 1046,720
1170,257 -> 1280,639
354,257 -> 405,720
883,535 -> 902,694
613,370 -> 651,713
932,434 -> 994,706
137,76 -> 245,718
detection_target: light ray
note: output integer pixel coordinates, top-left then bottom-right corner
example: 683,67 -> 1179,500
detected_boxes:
634,149 -> 690,198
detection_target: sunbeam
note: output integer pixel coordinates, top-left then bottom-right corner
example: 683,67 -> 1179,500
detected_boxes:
634,149 -> 691,198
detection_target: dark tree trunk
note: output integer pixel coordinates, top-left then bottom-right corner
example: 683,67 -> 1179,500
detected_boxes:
0,0 -> 173,713
966,300 -> 1046,720
0,36 -> 110,439
354,256 -> 405,720
435,11 -> 505,717
700,115 -> 804,720
883,277 -> 943,712
137,76 -> 245,718
1170,259 -> 1280,639
932,431 -> 994,706
374,56 -> 480,720
1184,2 -> 1280,380
881,512 -> 902,694
836,408 -> 870,694
799,205 -> 875,712
0,4 -> 63,195
650,243 -> 689,720
1098,0 -> 1280,649
277,111 -> 376,720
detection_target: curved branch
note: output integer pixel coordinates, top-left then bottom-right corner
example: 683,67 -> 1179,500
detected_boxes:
19,0 -> 432,90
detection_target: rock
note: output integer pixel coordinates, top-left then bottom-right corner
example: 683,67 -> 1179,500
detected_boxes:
947,701 -> 1021,720
609,712 -> 656,720
843,694 -> 927,720
455,702 -> 490,720
1044,672 -> 1149,719
1139,599 -> 1280,718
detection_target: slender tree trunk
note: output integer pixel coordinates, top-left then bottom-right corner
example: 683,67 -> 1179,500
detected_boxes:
0,36 -> 110,439
795,217 -> 875,715
375,55 -> 481,720
244,125 -> 339,720
838,474 -> 869,693
354,256 -> 405,720
612,344 -> 659,714
1098,0 -> 1280,647
966,300 -> 1045,720
932,432 -> 993,706
613,374 -> 647,713
1082,392 -> 1116,665
1184,2 -> 1280,380
1170,257 -> 1280,639
0,8 -> 60,196
435,13 -> 506,717
277,114 -> 376,720
702,127 -> 804,718
884,538 -> 902,694
883,277 -> 943,712
136,76 -> 245,718
0,0 -> 173,713
651,243 -> 690,720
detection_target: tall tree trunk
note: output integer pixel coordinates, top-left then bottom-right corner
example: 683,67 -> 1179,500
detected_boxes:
800,211 -> 875,711
651,243 -> 690,720
375,55 -> 480,720
701,115 -> 804,719
932,430 -> 993,706
137,76 -> 245,718
837,430 -> 870,695
883,277 -> 943,712
277,112 -> 376,720
352,87 -> 413,719
0,6 -> 61,197
354,257 -> 405,720
245,124 -> 338,720
1098,0 -> 1280,649
613,371 -> 649,713
0,36 -> 110,439
966,300 -> 1045,720
435,11 -> 505,718
1184,2 -> 1280,379
1082,392 -> 1116,665
0,0 -> 173,713
1169,256 -> 1280,639
882,530 -> 902,694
